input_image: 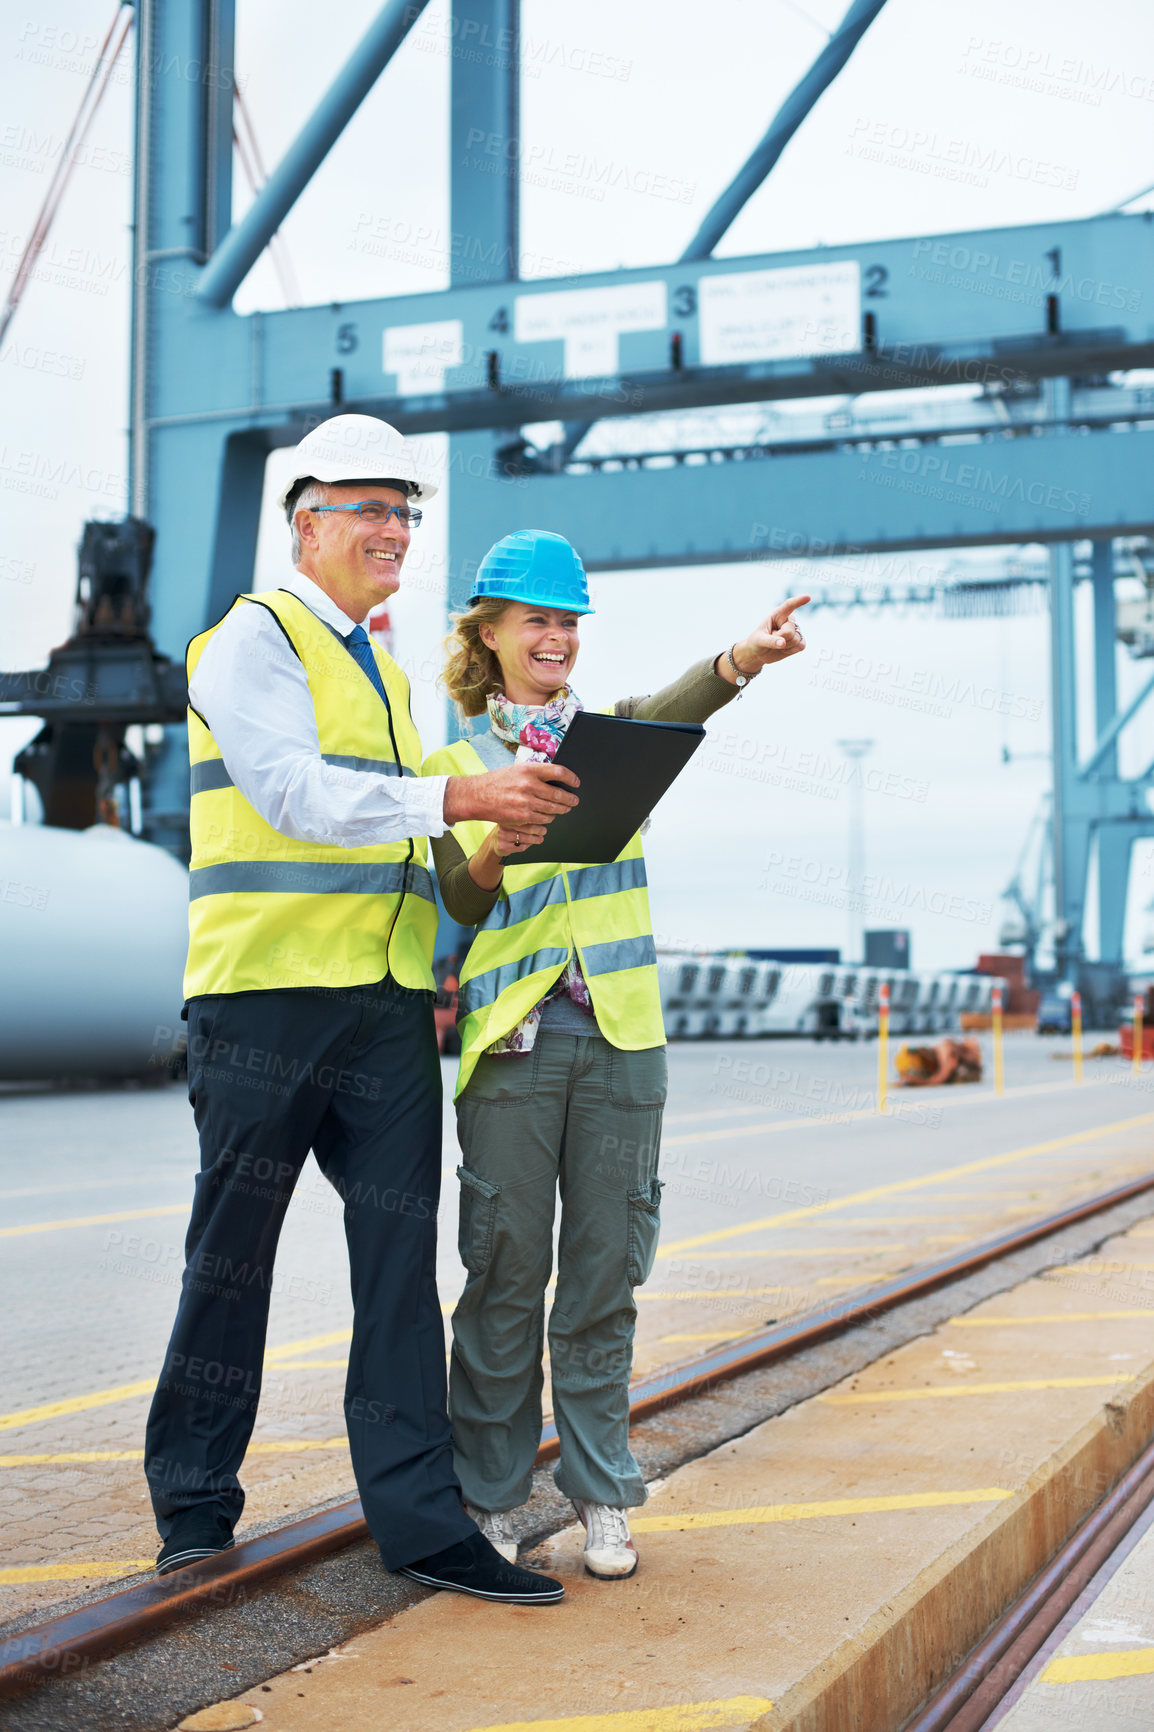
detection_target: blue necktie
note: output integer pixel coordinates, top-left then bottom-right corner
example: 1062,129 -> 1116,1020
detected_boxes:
345,624 -> 389,707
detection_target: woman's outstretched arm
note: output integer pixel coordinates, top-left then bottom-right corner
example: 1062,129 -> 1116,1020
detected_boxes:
616,594 -> 809,721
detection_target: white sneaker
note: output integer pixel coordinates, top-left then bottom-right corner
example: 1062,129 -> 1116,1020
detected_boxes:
466,1504 -> 518,1564
572,1499 -> 638,1580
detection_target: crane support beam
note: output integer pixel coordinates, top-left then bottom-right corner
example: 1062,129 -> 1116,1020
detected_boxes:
448,0 -> 520,641
140,324 -> 1154,440
562,0 -> 890,457
684,0 -> 889,258
136,214 -> 1154,451
129,206 -> 1154,662
1080,667 -> 1154,779
195,0 -> 434,309
190,213 -> 1152,427
445,419 -> 1154,573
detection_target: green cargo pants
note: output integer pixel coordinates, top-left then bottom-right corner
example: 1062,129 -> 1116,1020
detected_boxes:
449,1031 -> 666,1512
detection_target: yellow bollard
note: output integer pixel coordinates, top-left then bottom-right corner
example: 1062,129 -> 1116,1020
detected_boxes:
992,985 -> 1005,1096
1135,995 -> 1144,1075
1071,990 -> 1083,1084
877,981 -> 889,1114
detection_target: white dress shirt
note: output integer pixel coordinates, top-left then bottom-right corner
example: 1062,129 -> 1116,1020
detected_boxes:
188,571 -> 448,846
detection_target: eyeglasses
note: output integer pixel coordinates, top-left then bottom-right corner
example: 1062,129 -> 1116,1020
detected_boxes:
310,501 -> 423,528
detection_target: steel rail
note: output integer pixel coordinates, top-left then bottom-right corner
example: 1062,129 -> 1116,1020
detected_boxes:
905,1435 -> 1154,1732
536,1165 -> 1154,1457
4,1167 -> 1154,1697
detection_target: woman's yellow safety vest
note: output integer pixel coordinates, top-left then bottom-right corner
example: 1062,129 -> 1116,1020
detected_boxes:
184,588 -> 437,999
422,731 -> 665,1096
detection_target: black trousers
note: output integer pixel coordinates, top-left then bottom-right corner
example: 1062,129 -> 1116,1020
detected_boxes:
144,978 -> 473,1569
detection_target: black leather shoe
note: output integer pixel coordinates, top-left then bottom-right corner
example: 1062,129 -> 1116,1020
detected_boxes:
398,1531 -> 564,1603
156,1512 -> 235,1576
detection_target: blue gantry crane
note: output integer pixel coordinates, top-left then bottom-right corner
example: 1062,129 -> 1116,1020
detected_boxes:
3,0 -> 1154,1022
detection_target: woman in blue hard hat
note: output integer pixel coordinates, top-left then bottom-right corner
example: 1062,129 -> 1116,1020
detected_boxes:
423,530 -> 808,1579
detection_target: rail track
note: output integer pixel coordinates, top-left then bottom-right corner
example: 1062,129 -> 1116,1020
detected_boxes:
907,1432 -> 1154,1732
5,1166 -> 1154,1711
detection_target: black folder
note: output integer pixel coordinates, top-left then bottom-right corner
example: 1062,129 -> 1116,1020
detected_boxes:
513,711 -> 705,866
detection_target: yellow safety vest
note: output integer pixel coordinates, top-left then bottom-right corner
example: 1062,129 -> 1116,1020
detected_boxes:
184,588 -> 437,998
422,730 -> 665,1096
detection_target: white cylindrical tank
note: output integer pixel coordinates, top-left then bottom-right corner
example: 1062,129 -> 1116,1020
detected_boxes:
0,822 -> 187,1079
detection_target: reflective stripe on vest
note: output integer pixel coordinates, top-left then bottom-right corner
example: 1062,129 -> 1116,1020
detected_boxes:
190,753 -> 413,796
188,860 -> 435,902
321,754 -> 414,777
188,759 -> 235,796
581,934 -> 658,976
458,947 -> 572,1017
488,875 -> 567,930
184,588 -> 436,998
566,858 -> 648,901
487,859 -> 644,929
421,728 -> 665,1096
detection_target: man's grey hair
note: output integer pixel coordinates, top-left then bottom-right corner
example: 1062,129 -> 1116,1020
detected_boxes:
288,479 -> 331,566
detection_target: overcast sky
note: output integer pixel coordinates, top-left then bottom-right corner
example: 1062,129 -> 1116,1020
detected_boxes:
3,0 -> 1154,968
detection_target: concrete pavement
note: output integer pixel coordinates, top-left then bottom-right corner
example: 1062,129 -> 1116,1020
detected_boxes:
185,1210 -> 1154,1732
2,1036 -> 1151,1628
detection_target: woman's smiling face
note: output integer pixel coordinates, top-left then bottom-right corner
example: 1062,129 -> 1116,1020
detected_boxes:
480,602 -> 582,704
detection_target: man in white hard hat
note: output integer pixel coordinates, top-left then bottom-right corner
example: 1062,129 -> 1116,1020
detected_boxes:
143,415 -> 576,1605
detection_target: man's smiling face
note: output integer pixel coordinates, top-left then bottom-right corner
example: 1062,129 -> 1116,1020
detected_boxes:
294,481 -> 413,622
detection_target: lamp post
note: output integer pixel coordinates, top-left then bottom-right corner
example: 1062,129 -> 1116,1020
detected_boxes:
837,738 -> 874,964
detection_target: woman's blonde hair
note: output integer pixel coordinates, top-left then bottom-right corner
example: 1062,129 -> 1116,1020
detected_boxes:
440,597 -> 514,717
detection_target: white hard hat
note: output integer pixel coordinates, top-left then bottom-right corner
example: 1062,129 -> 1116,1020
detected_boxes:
277,414 -> 439,513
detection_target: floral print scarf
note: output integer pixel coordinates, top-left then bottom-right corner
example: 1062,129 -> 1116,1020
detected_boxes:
484,685 -> 594,1053
487,685 -> 582,763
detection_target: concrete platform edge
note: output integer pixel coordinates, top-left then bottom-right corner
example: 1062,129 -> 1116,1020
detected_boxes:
755,1353 -> 1154,1732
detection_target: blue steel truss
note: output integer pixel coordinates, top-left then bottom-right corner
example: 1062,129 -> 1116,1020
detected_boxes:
127,0 -> 1154,991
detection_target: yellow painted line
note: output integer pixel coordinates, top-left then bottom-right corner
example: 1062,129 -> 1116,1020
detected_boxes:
639,1289 -> 788,1302
663,1074 -> 1109,1132
665,1244 -> 905,1260
816,1275 -> 889,1287
263,1329 -> 351,1362
1049,1263 -> 1154,1274
0,1561 -> 154,1584
665,1245 -> 919,1263
805,1215 -> 985,1226
1042,1647 -> 1154,1683
660,1110 -> 868,1146
0,1449 -> 146,1466
660,1333 -> 742,1344
663,1100 -> 926,1128
931,1191 -> 1040,1200
248,1436 -> 348,1454
268,1360 -> 348,1369
821,1375 -> 1136,1405
633,1487 -> 1012,1533
0,1329 -> 354,1431
657,1112 -> 1154,1257
0,1204 -> 189,1239
0,1437 -> 348,1467
950,1311 -> 1154,1328
0,1378 -> 159,1432
458,1700 -> 773,1732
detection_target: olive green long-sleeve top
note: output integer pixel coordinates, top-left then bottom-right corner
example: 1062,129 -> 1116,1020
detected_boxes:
431,656 -> 742,926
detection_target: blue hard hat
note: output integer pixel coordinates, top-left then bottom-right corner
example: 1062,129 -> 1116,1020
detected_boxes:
471,530 -> 594,614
